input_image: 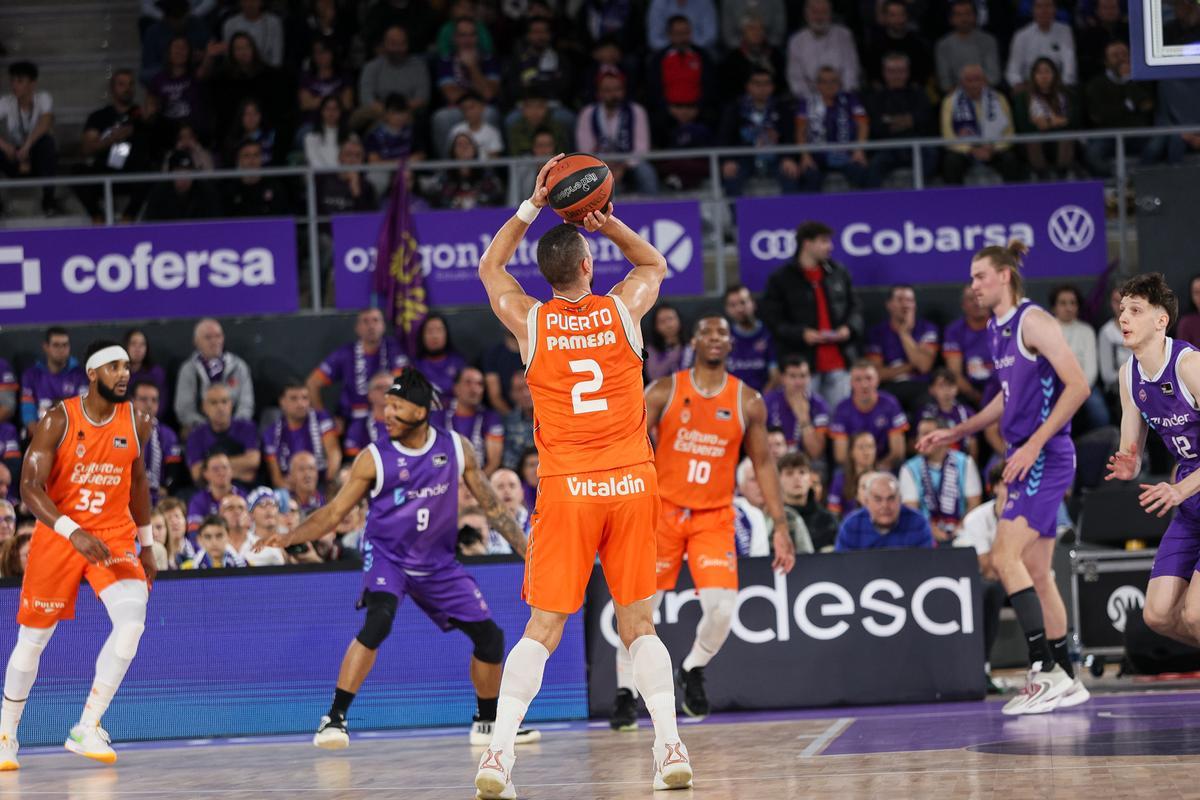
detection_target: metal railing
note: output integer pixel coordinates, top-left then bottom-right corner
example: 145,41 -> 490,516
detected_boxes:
1,124 -> 1196,311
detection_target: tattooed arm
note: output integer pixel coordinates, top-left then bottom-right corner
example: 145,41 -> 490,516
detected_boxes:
458,433 -> 527,558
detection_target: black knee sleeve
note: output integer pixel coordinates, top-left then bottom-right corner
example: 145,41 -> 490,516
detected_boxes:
356,591 -> 398,650
452,618 -> 505,664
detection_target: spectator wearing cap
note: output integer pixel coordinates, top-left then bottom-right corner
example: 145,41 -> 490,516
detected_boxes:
0,61 -> 59,216
186,454 -> 248,532
431,18 -> 502,156
143,148 -> 221,220
265,382 -> 341,488
446,92 -> 503,158
176,317 -> 255,433
646,0 -> 718,51
222,0 -> 284,68
355,24 -> 431,131
576,69 -> 658,195
185,384 -> 261,483
225,139 -> 290,217
221,492 -> 285,566
131,379 -> 182,504
834,472 -> 933,551
786,0 -> 860,96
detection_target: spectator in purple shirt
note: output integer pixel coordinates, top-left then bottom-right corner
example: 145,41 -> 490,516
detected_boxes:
132,379 -> 182,505
830,360 -> 909,469
285,451 -> 325,515
866,284 -> 940,414
920,368 -> 978,461
412,314 -> 467,400
186,384 -> 262,483
342,371 -> 393,457
763,355 -> 829,462
146,36 -> 215,140
297,36 -> 353,127
265,382 -> 341,488
307,308 -> 408,430
20,326 -> 86,433
646,304 -> 693,381
431,17 -> 502,160
517,447 -> 539,512
364,93 -> 427,195
723,284 -> 779,392
0,357 -> 16,424
124,328 -> 168,419
794,67 -> 872,191
434,366 -> 503,474
187,453 -> 248,531
942,283 -> 994,407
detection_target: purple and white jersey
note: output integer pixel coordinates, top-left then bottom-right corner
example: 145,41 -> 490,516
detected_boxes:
343,415 -> 390,455
432,402 -> 503,467
412,353 -> 467,400
1128,337 -> 1200,485
728,322 -> 777,391
830,391 -> 909,461
0,422 -> 19,460
145,421 -> 181,504
867,319 -> 940,383
989,300 -> 1071,447
364,424 -> 465,572
21,361 -> 87,423
763,390 -> 830,446
317,338 -> 408,421
943,318 -> 994,394
265,410 -> 335,473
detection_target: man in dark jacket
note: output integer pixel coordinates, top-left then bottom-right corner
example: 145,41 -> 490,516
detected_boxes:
143,149 -> 221,221
760,220 -> 862,409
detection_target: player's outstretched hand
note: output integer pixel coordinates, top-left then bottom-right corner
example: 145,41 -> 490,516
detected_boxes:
1106,443 -> 1139,481
1002,442 -> 1040,483
581,203 -> 613,232
772,521 -> 796,574
139,546 -> 158,587
1139,481 -> 1184,518
916,427 -> 957,454
529,153 -> 565,209
69,529 -> 110,565
253,532 -> 288,552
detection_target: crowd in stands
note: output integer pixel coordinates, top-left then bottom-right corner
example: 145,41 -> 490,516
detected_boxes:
0,218 -> 1185,584
2,0 -> 1200,218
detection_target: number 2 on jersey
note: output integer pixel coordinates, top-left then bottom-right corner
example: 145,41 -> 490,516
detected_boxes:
1174,435 -> 1196,460
569,359 -> 608,414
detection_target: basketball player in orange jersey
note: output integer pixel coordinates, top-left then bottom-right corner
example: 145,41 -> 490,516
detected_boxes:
473,154 -> 694,799
0,341 -> 156,770
612,315 -> 795,727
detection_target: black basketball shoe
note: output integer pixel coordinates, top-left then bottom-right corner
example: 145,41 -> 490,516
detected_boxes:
677,667 -> 710,718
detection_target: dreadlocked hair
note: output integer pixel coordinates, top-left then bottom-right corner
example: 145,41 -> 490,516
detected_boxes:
388,366 -> 442,411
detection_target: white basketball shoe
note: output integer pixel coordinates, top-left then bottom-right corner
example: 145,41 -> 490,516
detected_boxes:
1001,661 -> 1074,715
475,746 -> 517,800
0,734 -> 18,771
652,740 -> 693,791
64,723 -> 117,764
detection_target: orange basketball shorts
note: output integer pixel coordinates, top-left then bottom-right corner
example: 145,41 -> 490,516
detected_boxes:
17,521 -> 144,627
523,461 -> 660,614
655,500 -> 738,592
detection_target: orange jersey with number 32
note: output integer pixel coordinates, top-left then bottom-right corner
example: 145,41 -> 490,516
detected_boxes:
47,396 -> 140,531
655,371 -> 746,510
524,293 -> 652,477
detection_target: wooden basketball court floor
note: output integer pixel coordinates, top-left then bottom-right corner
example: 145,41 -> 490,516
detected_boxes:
5,690 -> 1200,799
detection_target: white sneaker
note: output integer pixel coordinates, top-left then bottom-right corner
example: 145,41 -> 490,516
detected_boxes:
469,718 -> 543,747
313,715 -> 350,750
0,734 -> 18,771
64,723 -> 116,764
1057,677 -> 1092,708
1001,662 -> 1074,716
652,740 -> 693,791
475,747 -> 517,800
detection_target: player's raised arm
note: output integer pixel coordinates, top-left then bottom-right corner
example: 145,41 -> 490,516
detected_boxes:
605,212 -> 669,322
130,408 -> 157,584
478,154 -> 565,338
258,449 -> 376,550
459,434 -> 526,558
20,405 -> 110,564
741,387 -> 796,573
1107,360 -> 1149,482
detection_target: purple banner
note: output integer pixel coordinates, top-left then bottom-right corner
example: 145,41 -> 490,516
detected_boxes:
0,219 -> 298,324
333,201 -> 704,309
737,182 -> 1108,290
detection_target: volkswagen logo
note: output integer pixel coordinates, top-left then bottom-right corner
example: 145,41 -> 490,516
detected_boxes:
749,229 -> 797,261
1047,205 -> 1095,253
1106,584 -> 1145,633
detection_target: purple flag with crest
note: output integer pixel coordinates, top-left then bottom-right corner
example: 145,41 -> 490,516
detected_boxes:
372,163 -> 426,355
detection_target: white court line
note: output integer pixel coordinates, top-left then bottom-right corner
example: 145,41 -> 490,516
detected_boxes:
799,717 -> 853,758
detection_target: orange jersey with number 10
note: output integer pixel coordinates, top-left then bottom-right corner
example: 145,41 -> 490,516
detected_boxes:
524,293 -> 652,477
46,396 -> 140,532
655,371 -> 746,510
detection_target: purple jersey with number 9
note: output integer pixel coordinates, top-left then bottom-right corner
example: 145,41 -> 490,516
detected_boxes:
989,300 -> 1071,447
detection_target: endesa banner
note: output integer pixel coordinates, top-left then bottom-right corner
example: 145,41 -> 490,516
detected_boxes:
585,549 -> 985,715
737,182 -> 1108,289
0,219 -> 299,324
332,201 -> 704,308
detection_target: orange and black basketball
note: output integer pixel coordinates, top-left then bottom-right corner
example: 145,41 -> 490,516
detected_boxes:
544,153 -> 613,224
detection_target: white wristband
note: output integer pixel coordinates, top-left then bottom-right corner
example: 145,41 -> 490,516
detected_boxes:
53,516 -> 81,539
516,200 -> 541,225
137,525 -> 154,547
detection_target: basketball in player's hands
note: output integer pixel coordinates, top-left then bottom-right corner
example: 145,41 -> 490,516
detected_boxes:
544,153 -> 614,225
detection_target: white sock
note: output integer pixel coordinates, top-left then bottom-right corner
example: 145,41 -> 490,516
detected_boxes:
1,625 -> 55,738
615,643 -> 638,696
629,635 -> 679,746
490,638 -> 549,752
681,588 -> 736,672
80,581 -> 146,728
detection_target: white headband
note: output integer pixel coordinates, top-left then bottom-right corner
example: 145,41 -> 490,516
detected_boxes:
86,346 -> 131,372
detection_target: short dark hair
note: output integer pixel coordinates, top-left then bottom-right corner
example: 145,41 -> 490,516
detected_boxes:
745,67 -> 775,85
85,339 -> 122,360
8,61 -> 37,80
667,13 -> 691,28
930,367 -> 956,386
536,223 -> 589,290
795,221 -> 833,247
237,139 -> 263,156
780,354 -> 809,372
1120,272 -> 1179,330
197,515 -> 228,534
130,378 -> 160,398
766,424 -> 786,437
987,460 -> 1006,489
889,283 -> 915,300
1048,283 -> 1084,310
778,452 -> 811,472
458,90 -> 483,106
723,283 -> 749,302
851,358 -> 877,372
44,326 -> 69,343
278,381 -> 308,399
202,452 -> 231,472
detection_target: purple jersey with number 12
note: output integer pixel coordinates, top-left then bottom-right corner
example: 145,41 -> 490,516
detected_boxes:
1129,338 -> 1200,485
